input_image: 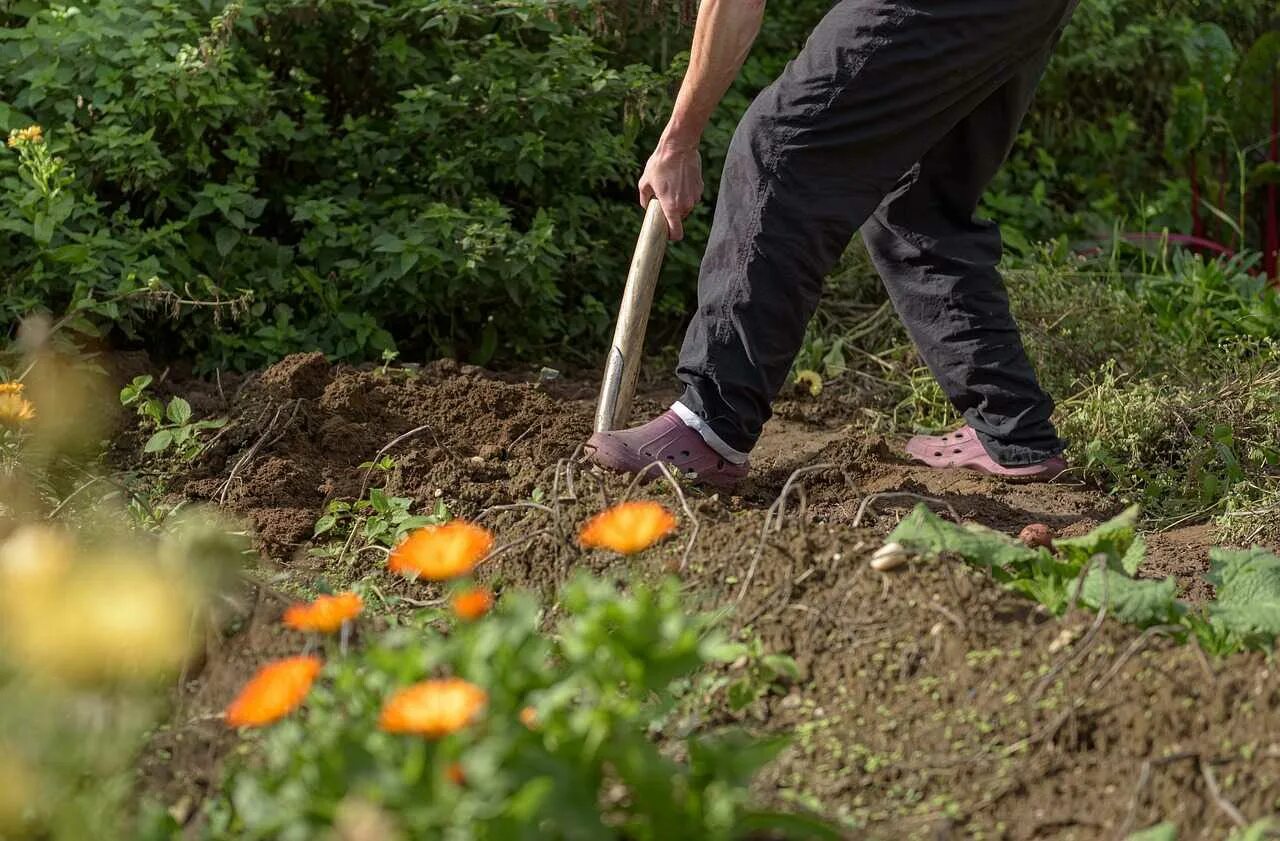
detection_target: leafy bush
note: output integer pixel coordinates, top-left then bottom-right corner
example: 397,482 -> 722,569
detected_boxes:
204,574 -> 834,840
1,0 -> 671,368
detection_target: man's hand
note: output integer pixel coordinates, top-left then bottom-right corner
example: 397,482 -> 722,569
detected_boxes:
639,139 -> 703,242
639,0 -> 765,242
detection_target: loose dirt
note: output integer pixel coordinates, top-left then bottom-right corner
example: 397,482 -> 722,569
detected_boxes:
134,353 -> 1280,839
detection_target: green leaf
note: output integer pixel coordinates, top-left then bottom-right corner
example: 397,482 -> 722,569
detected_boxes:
1121,533 -> 1146,576
761,653 -> 801,681
1054,505 -> 1141,572
1126,822 -> 1177,841
1181,22 -> 1236,98
1080,569 -> 1183,627
1248,162 -> 1280,190
166,396 -> 192,425
144,429 -> 175,454
215,226 -> 240,257
1228,818 -> 1280,841
313,514 -> 338,537
739,810 -> 845,841
887,504 -> 1040,569
33,211 -> 54,245
1164,83 -> 1208,160
1206,547 -> 1280,641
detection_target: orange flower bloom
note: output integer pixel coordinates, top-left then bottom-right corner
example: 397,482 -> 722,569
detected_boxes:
378,677 -> 487,738
388,521 -> 493,581
283,592 -> 363,633
0,393 -> 35,426
225,656 -> 322,728
519,706 -> 538,729
451,587 -> 493,621
0,382 -> 23,395
446,762 -> 466,786
578,501 -> 676,555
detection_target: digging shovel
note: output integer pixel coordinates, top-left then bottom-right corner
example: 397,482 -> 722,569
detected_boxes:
593,198 -> 670,433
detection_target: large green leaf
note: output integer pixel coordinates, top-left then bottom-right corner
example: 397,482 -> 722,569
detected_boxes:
1231,31 -> 1280,139
1053,505 -> 1142,573
1206,547 -> 1280,640
887,504 -> 1040,569
1080,569 -> 1184,627
1180,22 -> 1237,99
1164,83 -> 1209,161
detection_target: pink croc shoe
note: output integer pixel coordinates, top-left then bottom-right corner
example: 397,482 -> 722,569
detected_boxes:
906,425 -> 1066,481
586,410 -> 749,490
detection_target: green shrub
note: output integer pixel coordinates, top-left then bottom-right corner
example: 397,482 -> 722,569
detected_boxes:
1,0 -> 671,368
204,574 -> 834,841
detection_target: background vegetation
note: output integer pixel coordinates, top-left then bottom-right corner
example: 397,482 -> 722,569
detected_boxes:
2,0 -> 1276,367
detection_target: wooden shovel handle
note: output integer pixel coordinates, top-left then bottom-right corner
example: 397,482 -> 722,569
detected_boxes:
594,199 -> 670,433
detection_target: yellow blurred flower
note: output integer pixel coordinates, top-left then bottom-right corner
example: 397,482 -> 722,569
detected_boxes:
0,753 -> 36,834
1,554 -> 197,685
5,125 -> 42,148
578,501 -> 677,555
0,382 -> 24,395
0,392 -> 35,425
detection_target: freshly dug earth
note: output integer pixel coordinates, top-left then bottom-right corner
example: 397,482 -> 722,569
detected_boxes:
137,354 -> 1280,839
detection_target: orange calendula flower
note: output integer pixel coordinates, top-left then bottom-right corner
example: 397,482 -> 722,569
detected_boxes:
388,521 -> 493,581
0,393 -> 35,426
378,678 -> 487,738
578,501 -> 677,555
283,592 -> 363,633
519,706 -> 538,729
451,587 -> 493,621
225,655 -> 322,728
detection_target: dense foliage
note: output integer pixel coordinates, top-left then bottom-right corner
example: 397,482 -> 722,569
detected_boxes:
2,0 -> 1275,368
1,0 -> 671,367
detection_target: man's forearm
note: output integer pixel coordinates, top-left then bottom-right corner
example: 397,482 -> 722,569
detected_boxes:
661,0 -> 766,150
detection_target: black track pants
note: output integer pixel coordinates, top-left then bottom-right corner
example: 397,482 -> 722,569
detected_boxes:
675,0 -> 1076,465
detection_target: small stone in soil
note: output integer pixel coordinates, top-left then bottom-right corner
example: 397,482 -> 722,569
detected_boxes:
1018,523 -> 1055,550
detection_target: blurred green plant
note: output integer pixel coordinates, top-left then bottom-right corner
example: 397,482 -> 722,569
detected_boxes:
203,573 -> 837,841
119,375 -> 227,462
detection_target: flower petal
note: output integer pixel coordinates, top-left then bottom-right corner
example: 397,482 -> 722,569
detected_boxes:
282,592 -> 363,633
450,587 -> 493,621
378,677 -> 487,738
225,656 -> 322,728
578,501 -> 676,555
388,521 -> 493,581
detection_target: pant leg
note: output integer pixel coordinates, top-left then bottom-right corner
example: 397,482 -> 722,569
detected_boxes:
676,0 -> 1076,455
860,47 -> 1068,465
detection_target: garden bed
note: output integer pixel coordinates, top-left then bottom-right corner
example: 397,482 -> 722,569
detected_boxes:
134,353 -> 1280,838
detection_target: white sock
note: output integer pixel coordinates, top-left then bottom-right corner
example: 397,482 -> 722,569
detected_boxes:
670,401 -> 750,465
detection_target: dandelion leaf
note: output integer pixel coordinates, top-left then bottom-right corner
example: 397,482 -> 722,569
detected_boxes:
1080,568 -> 1183,627
1053,505 -> 1141,572
1206,547 -> 1280,641
887,504 -> 1040,569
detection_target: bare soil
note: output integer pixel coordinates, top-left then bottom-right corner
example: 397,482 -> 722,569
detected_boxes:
135,353 -> 1280,839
